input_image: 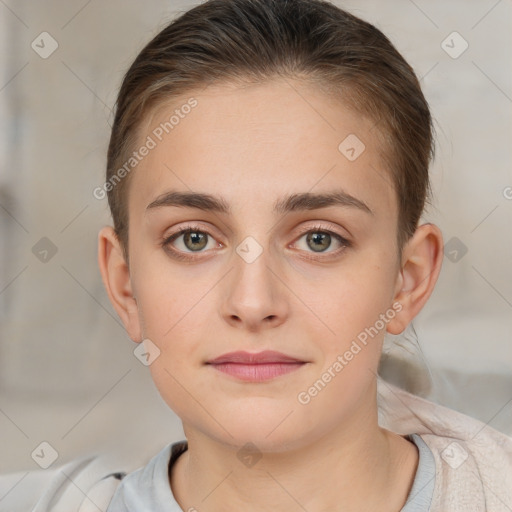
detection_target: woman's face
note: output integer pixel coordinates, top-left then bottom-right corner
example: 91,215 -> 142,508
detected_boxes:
125,78 -> 402,452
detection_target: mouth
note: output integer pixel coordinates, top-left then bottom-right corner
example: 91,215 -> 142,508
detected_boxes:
205,350 -> 308,382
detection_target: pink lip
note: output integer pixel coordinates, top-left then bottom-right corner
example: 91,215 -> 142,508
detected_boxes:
207,350 -> 305,364
206,351 -> 307,382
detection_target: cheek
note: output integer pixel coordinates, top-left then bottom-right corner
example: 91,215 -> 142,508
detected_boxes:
135,261 -> 214,339
133,257 -> 222,366
137,270 -> 211,420
307,260 -> 395,337
301,258 -> 397,393
294,266 -> 394,427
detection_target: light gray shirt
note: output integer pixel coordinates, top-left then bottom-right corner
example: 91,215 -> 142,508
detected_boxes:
106,433 -> 435,511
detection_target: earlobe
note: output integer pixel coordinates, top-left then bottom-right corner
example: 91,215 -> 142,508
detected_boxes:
97,226 -> 143,342
386,223 -> 444,335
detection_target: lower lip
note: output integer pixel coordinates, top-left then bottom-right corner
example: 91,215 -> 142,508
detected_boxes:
208,362 -> 305,382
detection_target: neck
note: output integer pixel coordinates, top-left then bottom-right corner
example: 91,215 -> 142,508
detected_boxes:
170,383 -> 418,512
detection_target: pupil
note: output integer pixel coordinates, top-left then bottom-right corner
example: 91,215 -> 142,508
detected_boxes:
307,232 -> 331,252
185,231 -> 207,251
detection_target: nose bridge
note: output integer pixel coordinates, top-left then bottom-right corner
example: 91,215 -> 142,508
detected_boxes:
221,236 -> 288,329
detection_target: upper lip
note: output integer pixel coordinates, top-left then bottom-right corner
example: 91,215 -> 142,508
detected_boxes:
206,350 -> 306,364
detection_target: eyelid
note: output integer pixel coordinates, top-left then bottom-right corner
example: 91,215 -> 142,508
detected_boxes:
292,221 -> 350,240
162,223 -> 223,249
162,221 -> 221,242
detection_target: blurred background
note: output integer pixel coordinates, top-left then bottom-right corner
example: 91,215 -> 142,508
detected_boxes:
0,0 -> 510,476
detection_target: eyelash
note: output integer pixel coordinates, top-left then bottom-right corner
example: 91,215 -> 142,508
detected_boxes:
161,223 -> 352,262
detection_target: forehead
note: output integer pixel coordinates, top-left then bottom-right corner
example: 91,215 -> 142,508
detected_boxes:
128,78 -> 396,218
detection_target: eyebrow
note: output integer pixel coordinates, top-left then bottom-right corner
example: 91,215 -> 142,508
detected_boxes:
145,190 -> 373,216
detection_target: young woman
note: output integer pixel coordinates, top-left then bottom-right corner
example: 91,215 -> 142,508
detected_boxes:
14,0 -> 512,510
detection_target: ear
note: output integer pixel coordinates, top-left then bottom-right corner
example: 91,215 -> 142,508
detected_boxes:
386,223 -> 444,335
97,226 -> 143,342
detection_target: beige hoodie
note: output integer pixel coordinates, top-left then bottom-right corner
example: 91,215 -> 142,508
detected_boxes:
377,377 -> 512,511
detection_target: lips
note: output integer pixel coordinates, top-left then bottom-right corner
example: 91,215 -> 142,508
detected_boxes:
206,350 -> 308,382
206,350 -> 307,383
206,350 -> 305,365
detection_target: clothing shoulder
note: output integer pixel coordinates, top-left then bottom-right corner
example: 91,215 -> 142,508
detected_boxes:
106,442 -> 186,512
377,377 -> 512,511
420,428 -> 512,512
0,451 -> 127,512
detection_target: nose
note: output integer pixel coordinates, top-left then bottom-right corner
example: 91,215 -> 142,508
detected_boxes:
220,245 -> 289,332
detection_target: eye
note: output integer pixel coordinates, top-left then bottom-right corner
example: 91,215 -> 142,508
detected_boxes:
161,223 -> 351,262
162,225 -> 220,260
293,225 -> 351,256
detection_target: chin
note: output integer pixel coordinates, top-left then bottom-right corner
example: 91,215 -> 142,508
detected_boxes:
204,410 -> 316,455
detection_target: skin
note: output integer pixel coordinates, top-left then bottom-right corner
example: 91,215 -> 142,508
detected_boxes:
98,78 -> 443,512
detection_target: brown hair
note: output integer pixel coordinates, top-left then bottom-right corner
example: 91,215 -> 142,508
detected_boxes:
106,0 -> 434,263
